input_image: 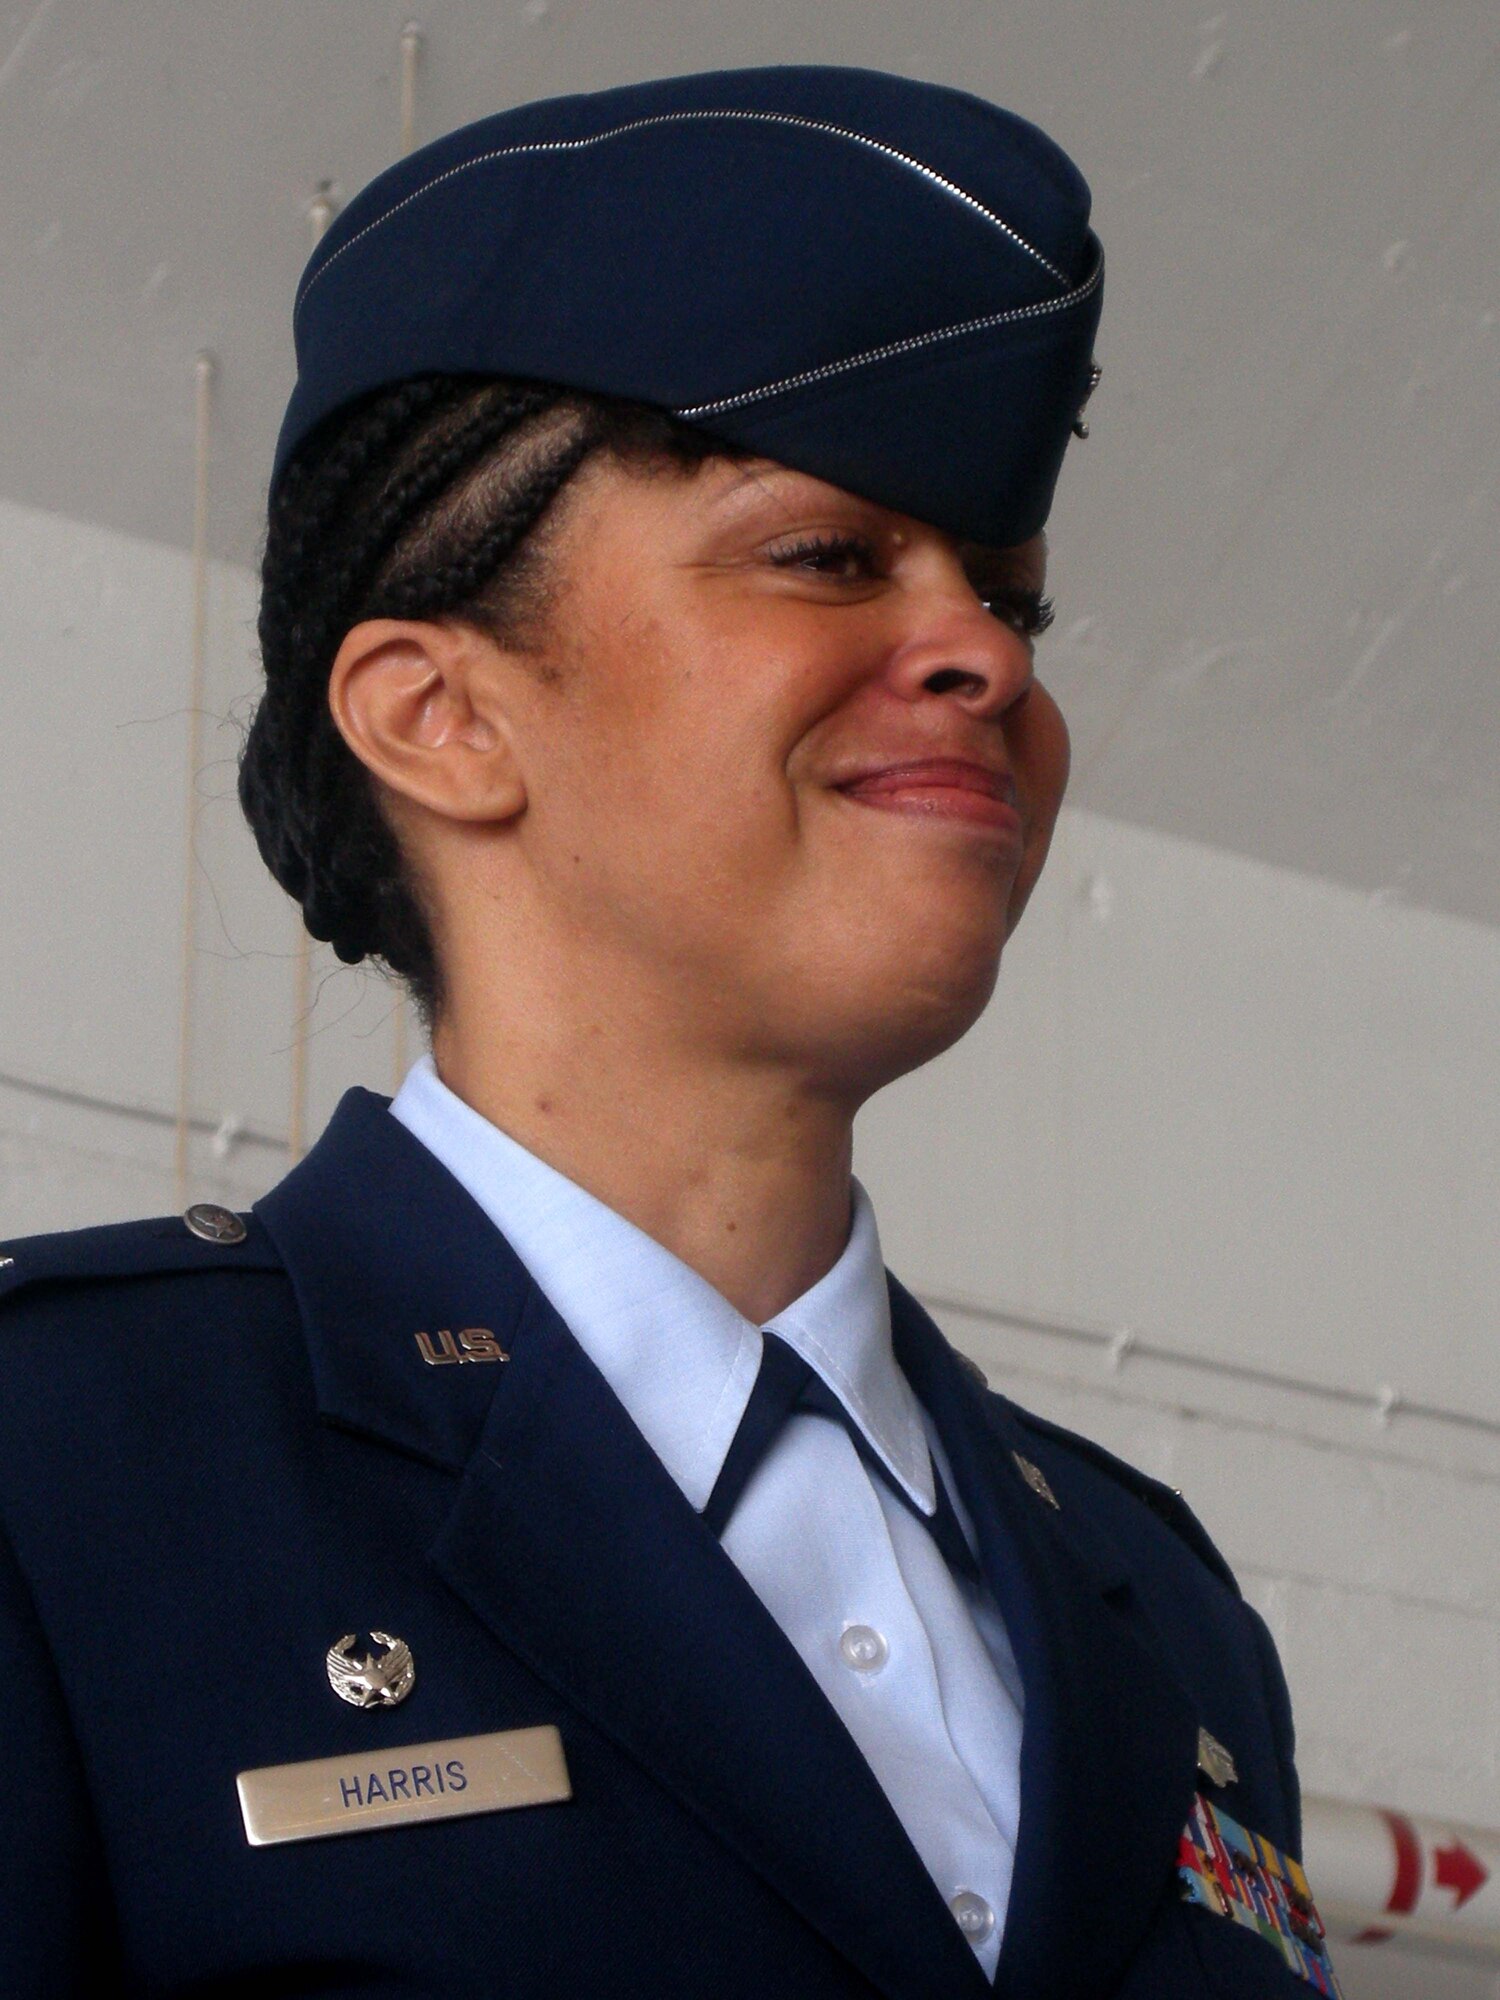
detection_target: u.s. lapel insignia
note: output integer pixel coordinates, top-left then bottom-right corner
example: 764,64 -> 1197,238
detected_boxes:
1198,1726 -> 1239,1788
326,1631 -> 415,1709
1179,1793 -> 1344,1995
1011,1451 -> 1060,1509
414,1327 -> 509,1366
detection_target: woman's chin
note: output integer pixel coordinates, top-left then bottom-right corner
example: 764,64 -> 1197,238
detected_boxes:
797,939 -> 1006,1097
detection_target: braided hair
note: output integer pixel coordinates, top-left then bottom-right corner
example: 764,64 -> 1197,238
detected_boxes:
240,375 -> 730,1026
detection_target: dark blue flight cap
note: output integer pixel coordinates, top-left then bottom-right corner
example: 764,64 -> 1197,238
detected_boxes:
274,64 -> 1103,549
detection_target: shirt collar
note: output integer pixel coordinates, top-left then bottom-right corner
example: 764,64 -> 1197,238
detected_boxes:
389,1055 -> 934,1515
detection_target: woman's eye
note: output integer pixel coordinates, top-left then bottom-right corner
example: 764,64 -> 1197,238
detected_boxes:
981,589 -> 1055,639
767,532 -> 882,580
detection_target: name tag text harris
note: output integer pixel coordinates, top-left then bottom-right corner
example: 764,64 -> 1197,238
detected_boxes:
237,1726 -> 572,1846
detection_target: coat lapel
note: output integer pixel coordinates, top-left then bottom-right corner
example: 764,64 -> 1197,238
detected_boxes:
257,1091 -> 989,2000
891,1278 -> 1201,2000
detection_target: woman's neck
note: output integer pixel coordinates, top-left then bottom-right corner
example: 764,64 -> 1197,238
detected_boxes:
430,1008 -> 857,1327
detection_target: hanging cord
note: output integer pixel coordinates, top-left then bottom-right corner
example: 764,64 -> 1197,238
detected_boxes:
400,22 -> 422,157
392,21 -> 423,1096
174,351 -> 215,1206
293,31 -> 425,1145
392,975 -> 411,1096
287,192 -> 337,1165
287,925 -> 313,1164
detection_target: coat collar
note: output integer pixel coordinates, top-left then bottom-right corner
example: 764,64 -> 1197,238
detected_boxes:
891,1277 -> 1202,2000
257,1089 -> 990,2000
256,1087 -> 533,1473
389,1053 -> 934,1514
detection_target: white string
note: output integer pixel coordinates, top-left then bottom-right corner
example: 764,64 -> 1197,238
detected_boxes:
174,351 -> 215,1207
306,183 -> 336,244
294,30 -> 425,1141
400,23 -> 422,158
391,22 -> 423,1093
287,195 -> 336,1166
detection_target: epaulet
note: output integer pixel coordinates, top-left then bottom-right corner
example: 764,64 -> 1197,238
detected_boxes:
0,1203 -> 282,1307
1010,1402 -> 1241,1595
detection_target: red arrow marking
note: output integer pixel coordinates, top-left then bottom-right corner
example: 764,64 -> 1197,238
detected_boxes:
1383,1812 -> 1423,1914
1355,1812 -> 1424,1943
1434,1839 -> 1489,1911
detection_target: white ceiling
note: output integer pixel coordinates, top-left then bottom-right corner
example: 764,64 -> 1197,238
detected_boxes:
4,0 -> 1497,928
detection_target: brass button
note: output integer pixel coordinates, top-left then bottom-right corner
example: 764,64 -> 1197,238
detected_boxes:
183,1202 -> 247,1245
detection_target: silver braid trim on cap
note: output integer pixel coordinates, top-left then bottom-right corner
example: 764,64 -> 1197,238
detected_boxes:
673,254 -> 1103,423
293,107 -> 1074,330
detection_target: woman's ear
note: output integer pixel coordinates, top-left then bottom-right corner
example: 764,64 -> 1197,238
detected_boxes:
327,618 -> 528,825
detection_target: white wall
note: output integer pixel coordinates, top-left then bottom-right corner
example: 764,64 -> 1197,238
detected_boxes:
0,495 -> 405,1210
3,496 -> 1497,1998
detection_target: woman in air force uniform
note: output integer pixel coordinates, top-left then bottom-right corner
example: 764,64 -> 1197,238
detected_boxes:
0,63 -> 1342,2000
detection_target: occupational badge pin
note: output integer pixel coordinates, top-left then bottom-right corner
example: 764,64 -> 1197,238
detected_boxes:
326,1631 -> 416,1709
1198,1726 -> 1239,1788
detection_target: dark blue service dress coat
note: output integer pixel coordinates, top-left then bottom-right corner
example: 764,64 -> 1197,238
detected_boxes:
0,1088 -> 1311,1997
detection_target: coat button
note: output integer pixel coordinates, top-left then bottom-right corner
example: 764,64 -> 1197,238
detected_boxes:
183,1202 -> 247,1245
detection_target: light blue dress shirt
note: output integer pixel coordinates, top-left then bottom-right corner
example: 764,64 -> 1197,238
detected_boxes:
391,1055 -> 1024,1974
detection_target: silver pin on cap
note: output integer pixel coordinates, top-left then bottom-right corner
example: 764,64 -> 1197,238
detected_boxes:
183,1203 -> 247,1245
1072,358 -> 1103,438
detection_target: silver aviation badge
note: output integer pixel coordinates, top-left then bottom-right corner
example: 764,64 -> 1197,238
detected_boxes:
326,1631 -> 416,1709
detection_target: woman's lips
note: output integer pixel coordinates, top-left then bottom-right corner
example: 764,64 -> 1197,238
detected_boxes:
835,759 -> 1023,835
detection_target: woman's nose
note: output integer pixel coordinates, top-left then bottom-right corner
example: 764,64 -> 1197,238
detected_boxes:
882,586 -> 1036,718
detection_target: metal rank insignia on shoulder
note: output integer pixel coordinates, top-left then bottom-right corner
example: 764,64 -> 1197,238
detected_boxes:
326,1631 -> 415,1709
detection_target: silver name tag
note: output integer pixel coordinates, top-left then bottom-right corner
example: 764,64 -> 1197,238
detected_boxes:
237,1725 -> 571,1847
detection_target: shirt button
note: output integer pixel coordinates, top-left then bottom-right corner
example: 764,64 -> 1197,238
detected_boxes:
838,1624 -> 889,1673
949,1891 -> 995,1942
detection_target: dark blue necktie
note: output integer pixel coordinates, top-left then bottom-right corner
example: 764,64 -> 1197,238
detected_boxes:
701,1329 -> 980,1584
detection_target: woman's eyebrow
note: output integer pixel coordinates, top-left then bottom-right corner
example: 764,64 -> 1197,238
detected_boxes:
710,461 -> 803,501
707,461 -> 854,515
961,540 -> 1049,596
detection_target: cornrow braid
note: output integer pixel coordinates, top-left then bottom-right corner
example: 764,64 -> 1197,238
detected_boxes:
239,373 -> 733,1027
